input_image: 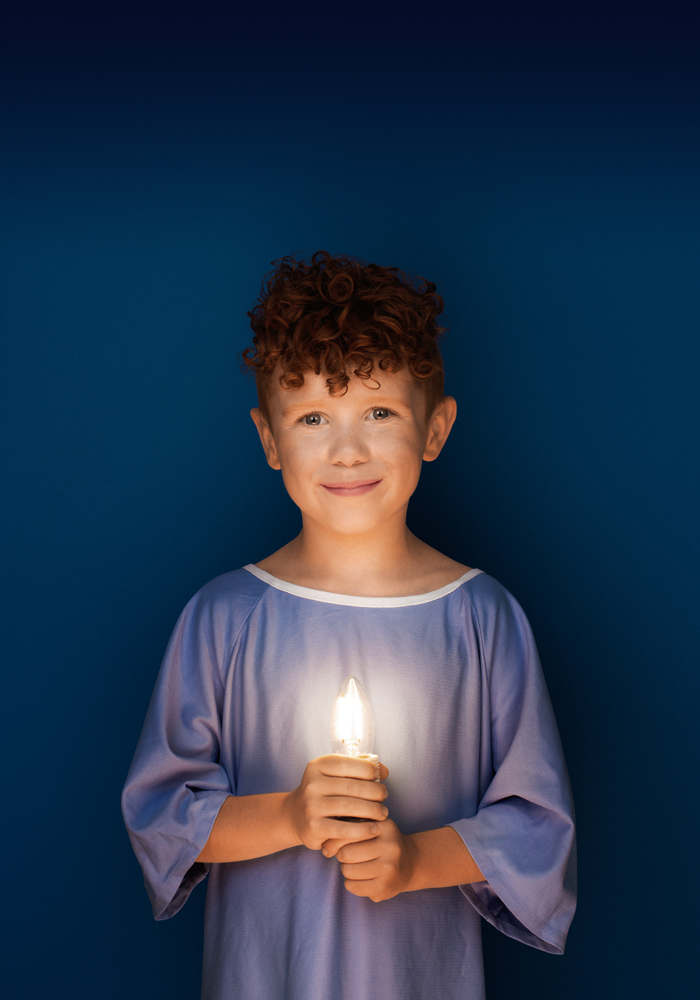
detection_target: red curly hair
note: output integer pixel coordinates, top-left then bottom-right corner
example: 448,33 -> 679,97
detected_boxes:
241,251 -> 445,421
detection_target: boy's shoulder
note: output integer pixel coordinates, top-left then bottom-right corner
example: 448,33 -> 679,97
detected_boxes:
458,570 -> 537,650
174,566 -> 268,637
459,568 -> 519,606
166,567 -> 272,660
189,565 -> 268,612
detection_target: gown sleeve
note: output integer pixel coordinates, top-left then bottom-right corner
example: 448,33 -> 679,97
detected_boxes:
447,579 -> 577,955
121,584 -> 244,920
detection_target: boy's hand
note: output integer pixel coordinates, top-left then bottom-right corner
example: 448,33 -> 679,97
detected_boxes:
326,818 -> 417,902
285,754 -> 390,852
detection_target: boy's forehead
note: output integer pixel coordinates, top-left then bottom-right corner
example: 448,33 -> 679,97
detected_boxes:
272,369 -> 419,413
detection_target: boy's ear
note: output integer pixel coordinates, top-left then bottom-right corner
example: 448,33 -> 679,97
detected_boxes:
423,396 -> 457,462
250,408 -> 282,470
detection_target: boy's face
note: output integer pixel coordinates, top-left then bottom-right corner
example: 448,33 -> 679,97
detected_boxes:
251,369 -> 456,537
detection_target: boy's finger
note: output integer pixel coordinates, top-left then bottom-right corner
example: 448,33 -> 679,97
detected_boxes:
324,819 -> 379,845
336,840 -> 382,864
315,754 -> 388,782
321,838 -> 347,858
319,775 -> 388,801
326,796 -> 388,822
340,860 -> 380,881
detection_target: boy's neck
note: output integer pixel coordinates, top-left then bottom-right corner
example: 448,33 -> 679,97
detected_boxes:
256,510 -> 469,598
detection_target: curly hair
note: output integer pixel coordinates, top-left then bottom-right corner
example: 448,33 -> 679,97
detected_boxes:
241,251 -> 445,421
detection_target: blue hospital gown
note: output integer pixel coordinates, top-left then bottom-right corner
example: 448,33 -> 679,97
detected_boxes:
122,565 -> 576,1000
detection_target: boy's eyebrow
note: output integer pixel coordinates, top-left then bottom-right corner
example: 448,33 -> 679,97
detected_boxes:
279,399 -> 330,416
281,394 -> 413,416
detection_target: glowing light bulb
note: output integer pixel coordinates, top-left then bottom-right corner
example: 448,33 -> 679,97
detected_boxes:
330,677 -> 381,823
330,676 -> 376,761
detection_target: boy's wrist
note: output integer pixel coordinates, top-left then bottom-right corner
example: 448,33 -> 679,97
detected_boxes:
402,827 -> 484,892
279,788 -> 304,849
403,832 -> 427,892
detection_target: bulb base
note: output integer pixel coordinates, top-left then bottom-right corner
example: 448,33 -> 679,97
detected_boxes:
356,753 -> 380,781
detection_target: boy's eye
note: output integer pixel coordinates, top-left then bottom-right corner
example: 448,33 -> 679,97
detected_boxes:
303,413 -> 323,426
371,408 -> 390,420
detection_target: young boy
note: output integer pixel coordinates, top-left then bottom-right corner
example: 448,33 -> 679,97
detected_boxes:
122,251 -> 576,1000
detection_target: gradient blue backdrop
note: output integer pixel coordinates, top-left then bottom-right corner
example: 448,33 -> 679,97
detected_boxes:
1,7 -> 698,998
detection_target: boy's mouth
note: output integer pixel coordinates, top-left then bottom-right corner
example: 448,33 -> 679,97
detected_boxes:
320,479 -> 382,497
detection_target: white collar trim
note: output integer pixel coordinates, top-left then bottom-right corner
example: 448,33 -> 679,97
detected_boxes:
243,564 -> 483,608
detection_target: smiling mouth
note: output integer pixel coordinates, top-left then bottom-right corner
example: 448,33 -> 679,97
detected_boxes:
320,479 -> 382,497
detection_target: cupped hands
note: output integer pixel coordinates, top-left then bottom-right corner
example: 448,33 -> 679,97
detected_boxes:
284,754 -> 390,853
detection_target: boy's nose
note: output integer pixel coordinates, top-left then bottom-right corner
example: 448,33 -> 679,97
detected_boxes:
327,427 -> 371,465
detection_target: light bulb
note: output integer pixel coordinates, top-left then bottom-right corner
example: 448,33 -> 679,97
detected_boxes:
330,677 -> 381,823
330,676 -> 377,764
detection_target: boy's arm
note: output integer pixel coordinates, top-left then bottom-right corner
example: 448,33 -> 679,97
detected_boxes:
196,792 -> 300,862
197,755 -> 389,863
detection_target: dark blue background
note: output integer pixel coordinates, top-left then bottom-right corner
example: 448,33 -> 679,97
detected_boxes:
2,6 -> 698,997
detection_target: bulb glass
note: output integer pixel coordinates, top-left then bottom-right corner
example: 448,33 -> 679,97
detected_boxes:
330,675 -> 375,756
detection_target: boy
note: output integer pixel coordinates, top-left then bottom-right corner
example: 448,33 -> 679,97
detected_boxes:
122,251 -> 576,1000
